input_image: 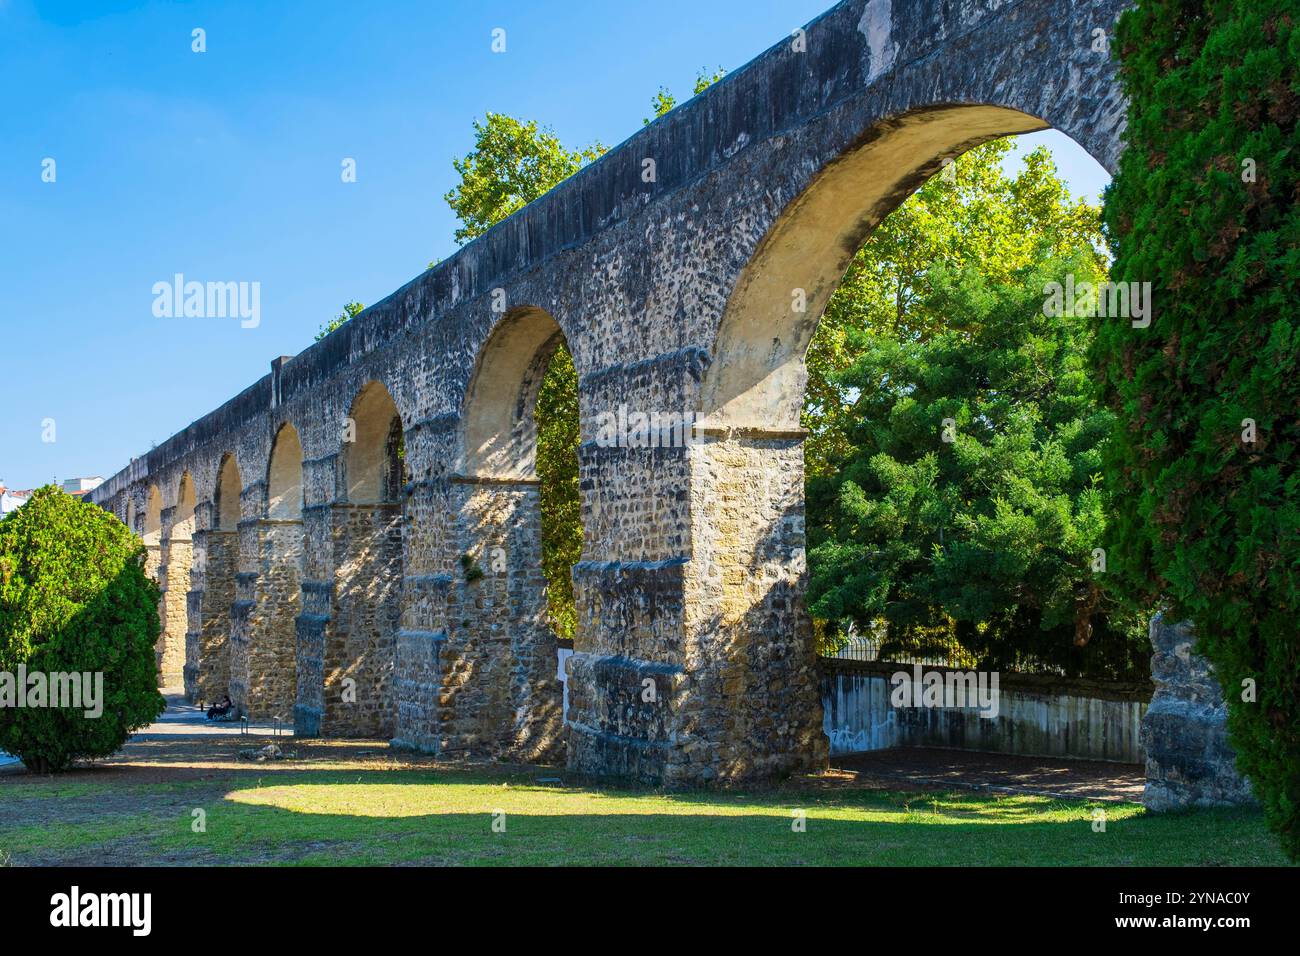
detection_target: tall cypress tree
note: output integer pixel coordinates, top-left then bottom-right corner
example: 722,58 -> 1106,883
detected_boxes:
1095,0 -> 1299,858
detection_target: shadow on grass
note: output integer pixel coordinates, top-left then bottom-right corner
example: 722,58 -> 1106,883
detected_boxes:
0,761 -> 1289,867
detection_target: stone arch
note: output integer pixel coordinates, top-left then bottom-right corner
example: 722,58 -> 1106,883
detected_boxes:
321,383 -> 405,737
460,307 -> 564,480
701,106 -> 1107,430
435,306 -> 568,760
215,453 -> 242,531
676,106 -> 1113,783
231,426 -> 302,719
143,485 -> 162,550
343,380 -> 407,504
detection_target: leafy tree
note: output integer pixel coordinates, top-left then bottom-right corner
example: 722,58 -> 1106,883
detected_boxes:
444,114 -> 604,638
445,113 -> 604,245
807,256 -> 1146,676
644,68 -> 727,124
804,139 -> 1105,480
536,347 -> 582,641
1095,0 -> 1299,858
0,487 -> 165,772
316,300 -> 365,341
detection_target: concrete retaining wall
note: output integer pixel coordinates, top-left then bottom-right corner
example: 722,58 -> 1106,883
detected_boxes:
821,659 -> 1151,764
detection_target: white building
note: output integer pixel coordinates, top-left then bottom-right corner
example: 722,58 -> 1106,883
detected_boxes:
62,476 -> 104,495
0,487 -> 30,515
0,477 -> 103,514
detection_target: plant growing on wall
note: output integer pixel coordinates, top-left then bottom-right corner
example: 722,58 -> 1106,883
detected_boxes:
316,300 -> 365,341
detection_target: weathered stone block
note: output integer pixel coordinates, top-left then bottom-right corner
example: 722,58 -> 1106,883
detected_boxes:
1141,613 -> 1254,810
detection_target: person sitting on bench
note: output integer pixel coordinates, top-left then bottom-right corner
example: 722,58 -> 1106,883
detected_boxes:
207,695 -> 233,720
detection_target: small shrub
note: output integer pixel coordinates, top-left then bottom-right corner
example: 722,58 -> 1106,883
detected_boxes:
0,487 -> 165,772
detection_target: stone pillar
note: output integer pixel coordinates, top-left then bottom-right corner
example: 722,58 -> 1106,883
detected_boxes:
295,494 -> 331,737
680,429 -> 827,782
565,431 -> 694,784
143,538 -> 164,680
239,519 -> 302,719
565,386 -> 825,786
183,504 -> 212,702
1141,613 -> 1254,810
321,503 -> 402,737
439,478 -> 563,761
184,536 -> 202,702
228,483 -> 264,717
500,483 -> 564,761
392,469 -> 452,753
158,506 -> 191,688
196,528 -> 237,704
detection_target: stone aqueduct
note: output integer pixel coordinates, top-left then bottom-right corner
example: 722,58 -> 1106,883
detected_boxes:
90,0 -> 1240,797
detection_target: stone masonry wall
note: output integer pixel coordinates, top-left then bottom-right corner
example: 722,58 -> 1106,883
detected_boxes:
245,520 -> 302,719
1142,613 -> 1255,809
440,480 -> 563,761
158,510 -> 191,688
324,504 -> 402,737
679,433 -> 827,784
197,530 -> 237,703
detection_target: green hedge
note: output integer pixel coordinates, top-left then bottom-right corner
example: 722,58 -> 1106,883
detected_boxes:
1096,0 -> 1299,857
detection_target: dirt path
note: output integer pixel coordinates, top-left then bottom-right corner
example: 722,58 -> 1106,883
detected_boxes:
829,747 -> 1144,802
3,696 -> 1145,804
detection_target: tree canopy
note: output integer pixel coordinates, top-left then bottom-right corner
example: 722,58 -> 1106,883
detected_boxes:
807,253 -> 1145,676
444,113 -> 605,245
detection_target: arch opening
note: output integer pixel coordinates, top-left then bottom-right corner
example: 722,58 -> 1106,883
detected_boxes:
344,381 -> 408,503
268,425 -> 305,519
436,306 -> 573,761
702,105 -> 1061,432
460,307 -> 564,481
692,107 -> 1140,777
323,384 -> 405,737
141,485 -> 164,681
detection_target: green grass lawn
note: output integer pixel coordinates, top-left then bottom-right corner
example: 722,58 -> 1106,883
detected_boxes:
0,759 -> 1288,866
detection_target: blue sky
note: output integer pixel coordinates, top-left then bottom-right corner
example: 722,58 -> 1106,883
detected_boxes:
0,0 -> 1109,490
